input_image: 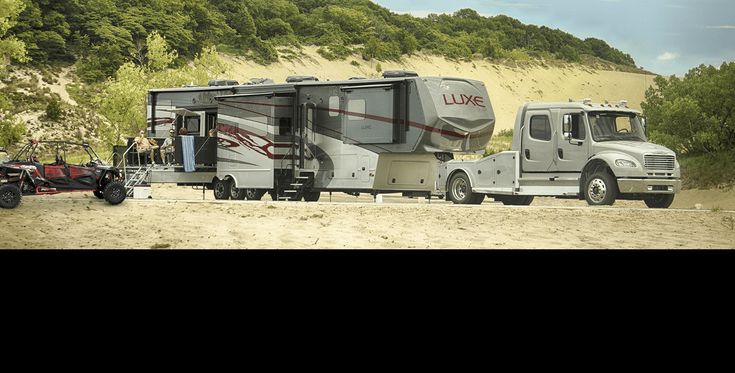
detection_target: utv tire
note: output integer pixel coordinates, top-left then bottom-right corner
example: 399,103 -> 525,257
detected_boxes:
93,190 -> 105,199
644,194 -> 674,209
230,184 -> 247,200
0,184 -> 22,209
213,178 -> 231,200
584,171 -> 618,206
245,189 -> 266,201
103,181 -> 126,205
448,172 -> 484,205
303,191 -> 321,202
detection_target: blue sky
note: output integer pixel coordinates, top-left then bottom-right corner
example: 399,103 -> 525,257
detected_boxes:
373,0 -> 735,76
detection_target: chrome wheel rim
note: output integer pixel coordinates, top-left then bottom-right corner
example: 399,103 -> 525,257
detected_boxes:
245,189 -> 257,199
230,184 -> 238,197
588,178 -> 607,203
452,178 -> 467,200
215,182 -> 226,198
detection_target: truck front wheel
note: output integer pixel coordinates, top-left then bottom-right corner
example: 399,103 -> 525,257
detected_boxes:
448,173 -> 484,205
644,194 -> 674,209
584,172 -> 617,206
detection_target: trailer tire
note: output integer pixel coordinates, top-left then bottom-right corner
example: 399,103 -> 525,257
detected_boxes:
448,172 -> 482,205
303,191 -> 321,202
0,184 -> 22,209
245,189 -> 266,201
644,194 -> 674,209
103,181 -> 126,205
584,171 -> 617,206
230,184 -> 247,200
494,195 -> 535,206
213,178 -> 230,200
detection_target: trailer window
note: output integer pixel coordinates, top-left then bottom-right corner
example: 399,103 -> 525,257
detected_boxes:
185,116 -> 200,134
347,99 -> 365,121
279,117 -> 292,136
530,116 -> 551,141
329,96 -> 340,117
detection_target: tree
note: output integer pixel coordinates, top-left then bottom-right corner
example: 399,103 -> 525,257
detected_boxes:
642,62 -> 735,155
0,0 -> 29,74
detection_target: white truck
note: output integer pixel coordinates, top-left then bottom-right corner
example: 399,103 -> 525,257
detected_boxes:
439,100 -> 681,208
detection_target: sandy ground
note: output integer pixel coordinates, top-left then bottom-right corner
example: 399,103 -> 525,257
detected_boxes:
1,185 -> 733,249
224,47 -> 656,132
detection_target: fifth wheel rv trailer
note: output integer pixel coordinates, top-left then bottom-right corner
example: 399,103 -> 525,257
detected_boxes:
133,72 -> 495,201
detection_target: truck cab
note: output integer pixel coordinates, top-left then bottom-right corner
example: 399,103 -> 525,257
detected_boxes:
439,100 -> 681,208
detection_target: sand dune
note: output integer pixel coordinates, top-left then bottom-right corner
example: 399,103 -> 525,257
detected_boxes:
223,47 -> 656,131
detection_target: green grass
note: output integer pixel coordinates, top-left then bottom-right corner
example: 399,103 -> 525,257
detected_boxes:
484,129 -> 514,157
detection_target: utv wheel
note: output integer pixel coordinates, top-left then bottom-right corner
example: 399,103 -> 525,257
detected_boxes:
230,184 -> 247,200
93,190 -> 105,199
0,184 -> 22,209
213,178 -> 231,200
584,171 -> 618,206
103,181 -> 126,205
448,172 -> 483,205
245,189 -> 266,201
494,195 -> 535,206
303,191 -> 321,202
644,194 -> 674,209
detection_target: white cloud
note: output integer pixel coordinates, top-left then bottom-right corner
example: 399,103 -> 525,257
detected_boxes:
657,52 -> 678,61
705,25 -> 735,29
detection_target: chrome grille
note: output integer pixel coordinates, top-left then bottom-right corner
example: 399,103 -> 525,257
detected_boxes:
644,155 -> 675,170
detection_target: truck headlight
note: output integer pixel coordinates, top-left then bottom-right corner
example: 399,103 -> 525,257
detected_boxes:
615,159 -> 637,168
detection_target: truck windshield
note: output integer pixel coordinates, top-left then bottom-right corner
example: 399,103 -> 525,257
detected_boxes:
588,112 -> 647,142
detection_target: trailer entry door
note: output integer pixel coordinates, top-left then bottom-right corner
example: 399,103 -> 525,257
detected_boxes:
341,84 -> 397,144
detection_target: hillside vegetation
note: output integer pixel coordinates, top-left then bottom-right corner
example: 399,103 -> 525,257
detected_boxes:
8,0 -> 638,83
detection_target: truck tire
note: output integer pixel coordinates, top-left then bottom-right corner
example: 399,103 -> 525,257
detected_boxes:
448,172 -> 483,205
0,184 -> 22,209
230,184 -> 247,200
303,191 -> 321,202
213,178 -> 230,200
494,195 -> 535,206
103,181 -> 126,205
644,194 -> 674,209
584,171 -> 617,206
245,189 -> 266,201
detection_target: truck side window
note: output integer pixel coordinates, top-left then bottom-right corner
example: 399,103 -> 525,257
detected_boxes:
563,114 -> 586,140
530,116 -> 551,141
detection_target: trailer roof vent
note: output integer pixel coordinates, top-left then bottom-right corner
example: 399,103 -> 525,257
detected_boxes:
382,70 -> 419,78
286,75 -> 319,83
250,78 -> 275,85
208,79 -> 239,87
582,98 -> 593,106
618,100 -> 628,108
348,76 -> 367,80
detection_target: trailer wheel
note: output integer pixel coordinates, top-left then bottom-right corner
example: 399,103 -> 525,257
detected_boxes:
245,189 -> 266,201
644,194 -> 674,209
303,191 -> 321,202
584,171 -> 617,206
494,195 -> 535,206
0,184 -> 22,209
230,184 -> 247,200
103,181 -> 126,205
213,178 -> 230,200
448,172 -> 482,205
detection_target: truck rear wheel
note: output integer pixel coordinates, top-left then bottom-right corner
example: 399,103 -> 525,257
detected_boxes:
0,184 -> 22,209
213,178 -> 230,200
448,172 -> 484,205
584,172 -> 617,206
644,194 -> 674,209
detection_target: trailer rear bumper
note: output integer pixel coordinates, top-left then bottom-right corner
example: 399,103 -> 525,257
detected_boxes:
617,178 -> 681,194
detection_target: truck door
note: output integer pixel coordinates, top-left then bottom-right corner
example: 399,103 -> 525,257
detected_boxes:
522,110 -> 554,172
555,112 -> 589,172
